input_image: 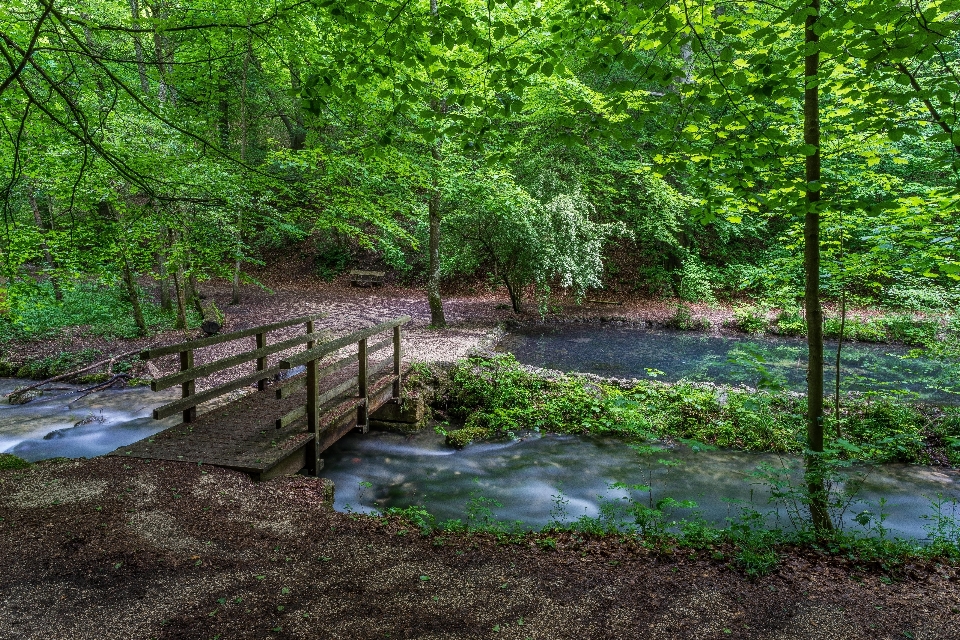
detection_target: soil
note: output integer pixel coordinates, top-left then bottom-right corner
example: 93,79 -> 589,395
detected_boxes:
0,457 -> 957,639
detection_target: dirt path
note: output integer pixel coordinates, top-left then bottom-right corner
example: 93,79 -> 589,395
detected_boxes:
0,457 -> 957,640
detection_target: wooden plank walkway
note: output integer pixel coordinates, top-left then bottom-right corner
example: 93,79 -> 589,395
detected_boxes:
110,316 -> 410,480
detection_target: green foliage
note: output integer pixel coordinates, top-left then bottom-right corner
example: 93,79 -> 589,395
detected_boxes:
0,280 -> 195,343
678,256 -> 715,304
313,239 -> 352,281
732,306 -> 769,335
774,308 -> 806,337
13,349 -> 101,380
664,304 -> 703,331
446,354 -> 960,465
0,454 -> 31,471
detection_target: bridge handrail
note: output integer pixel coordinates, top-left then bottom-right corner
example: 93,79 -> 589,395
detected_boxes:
277,316 -> 410,370
140,314 -> 325,359
145,313 -> 325,423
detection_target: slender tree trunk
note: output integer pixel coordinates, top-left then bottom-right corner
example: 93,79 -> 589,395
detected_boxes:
425,0 -> 446,328
169,229 -> 187,329
28,189 -> 62,301
834,206 -> 846,438
231,259 -> 241,305
835,288 -> 845,437
172,266 -> 188,329
121,254 -> 148,336
803,0 -> 833,535
427,180 -> 445,327
128,0 -> 150,95
157,251 -> 171,311
188,272 -> 203,315
240,31 -> 251,162
503,276 -> 522,314
288,59 -> 307,151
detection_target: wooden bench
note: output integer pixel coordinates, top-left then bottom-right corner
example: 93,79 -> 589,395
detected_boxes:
350,270 -> 385,287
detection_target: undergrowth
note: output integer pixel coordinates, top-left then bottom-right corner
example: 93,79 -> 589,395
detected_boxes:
0,280 -> 199,343
444,353 -> 960,466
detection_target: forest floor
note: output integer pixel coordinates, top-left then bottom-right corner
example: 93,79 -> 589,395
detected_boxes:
1,456 -> 958,640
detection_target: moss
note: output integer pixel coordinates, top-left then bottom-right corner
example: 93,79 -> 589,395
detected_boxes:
445,425 -> 494,448
0,454 -> 30,471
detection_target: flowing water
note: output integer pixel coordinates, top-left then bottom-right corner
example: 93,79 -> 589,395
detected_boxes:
497,324 -> 960,404
0,378 -> 180,462
324,429 -> 960,541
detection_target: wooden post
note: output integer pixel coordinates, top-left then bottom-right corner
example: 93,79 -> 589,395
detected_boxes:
180,349 -> 195,423
392,325 -> 402,399
357,337 -> 368,433
306,320 -> 320,474
256,332 -> 266,390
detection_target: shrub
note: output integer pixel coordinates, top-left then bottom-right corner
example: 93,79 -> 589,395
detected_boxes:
0,454 -> 30,471
678,257 -> 715,304
733,305 -> 768,334
774,308 -> 806,336
444,354 -> 952,465
884,315 -> 939,347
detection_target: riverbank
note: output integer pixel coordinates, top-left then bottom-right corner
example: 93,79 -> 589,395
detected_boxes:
1,456 -> 958,639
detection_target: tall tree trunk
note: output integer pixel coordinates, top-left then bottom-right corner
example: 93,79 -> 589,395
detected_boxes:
427,148 -> 446,327
425,0 -> 445,328
288,59 -> 307,151
231,259 -> 241,305
121,254 -> 148,336
28,189 -> 62,301
188,272 -> 203,315
172,266 -> 188,329
803,0 -> 833,535
128,0 -> 150,95
169,229 -> 188,329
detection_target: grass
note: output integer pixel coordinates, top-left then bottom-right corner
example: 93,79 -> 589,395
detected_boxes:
442,353 -> 960,466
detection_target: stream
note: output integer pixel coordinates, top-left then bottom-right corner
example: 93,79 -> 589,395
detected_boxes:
0,378 -> 179,462
323,429 -> 960,541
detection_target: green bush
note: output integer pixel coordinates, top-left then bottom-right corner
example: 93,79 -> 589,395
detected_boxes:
884,315 -> 939,347
13,349 -> 102,379
823,317 -> 887,343
313,240 -> 351,281
774,308 -> 806,336
0,454 -> 30,471
664,303 -> 705,331
1,280 -> 190,343
733,305 -> 768,334
678,257 -> 715,304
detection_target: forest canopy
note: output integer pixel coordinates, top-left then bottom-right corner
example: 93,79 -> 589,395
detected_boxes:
0,0 -> 958,330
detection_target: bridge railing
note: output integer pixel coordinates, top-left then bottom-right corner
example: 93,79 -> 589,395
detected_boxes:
141,314 -> 326,423
277,315 -> 410,472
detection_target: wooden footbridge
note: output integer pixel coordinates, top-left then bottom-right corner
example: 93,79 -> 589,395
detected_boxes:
112,315 -> 411,480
